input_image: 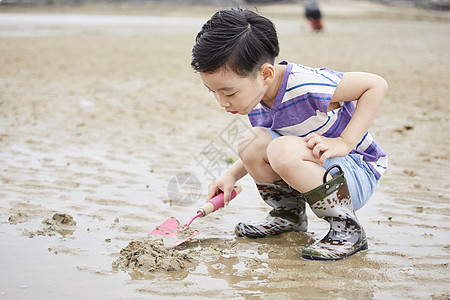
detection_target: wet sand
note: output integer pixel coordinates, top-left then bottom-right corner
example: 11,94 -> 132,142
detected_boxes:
0,1 -> 449,299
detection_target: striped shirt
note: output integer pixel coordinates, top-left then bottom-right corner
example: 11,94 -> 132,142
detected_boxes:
248,61 -> 388,179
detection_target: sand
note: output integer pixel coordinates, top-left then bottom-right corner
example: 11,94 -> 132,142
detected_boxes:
0,0 -> 449,299
112,238 -> 197,277
23,213 -> 77,237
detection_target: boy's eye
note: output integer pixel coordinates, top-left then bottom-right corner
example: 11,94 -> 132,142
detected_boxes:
226,92 -> 237,97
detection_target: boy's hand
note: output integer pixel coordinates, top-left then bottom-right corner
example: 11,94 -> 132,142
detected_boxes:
305,133 -> 353,165
207,175 -> 237,206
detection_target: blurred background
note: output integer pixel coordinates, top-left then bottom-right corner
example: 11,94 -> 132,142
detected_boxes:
0,0 -> 449,10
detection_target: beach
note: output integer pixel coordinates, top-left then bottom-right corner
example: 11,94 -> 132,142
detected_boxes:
0,1 -> 449,298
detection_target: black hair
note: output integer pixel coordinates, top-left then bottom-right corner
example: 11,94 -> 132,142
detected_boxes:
191,8 -> 279,76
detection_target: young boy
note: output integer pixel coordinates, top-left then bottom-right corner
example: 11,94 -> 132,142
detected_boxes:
191,8 -> 388,261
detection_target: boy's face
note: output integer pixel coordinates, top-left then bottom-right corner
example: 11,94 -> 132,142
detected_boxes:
200,66 -> 267,115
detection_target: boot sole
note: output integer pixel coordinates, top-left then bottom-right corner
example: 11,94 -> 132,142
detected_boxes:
301,240 -> 369,261
235,221 -> 306,239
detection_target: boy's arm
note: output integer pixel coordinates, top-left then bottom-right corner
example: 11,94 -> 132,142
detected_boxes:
306,72 -> 388,164
333,72 -> 388,149
207,158 -> 248,205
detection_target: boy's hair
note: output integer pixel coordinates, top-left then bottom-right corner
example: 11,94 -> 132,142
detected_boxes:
191,8 -> 279,76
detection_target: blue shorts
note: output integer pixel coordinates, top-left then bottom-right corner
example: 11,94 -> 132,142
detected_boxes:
265,128 -> 378,211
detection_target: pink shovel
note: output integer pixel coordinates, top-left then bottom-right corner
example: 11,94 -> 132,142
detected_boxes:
149,186 -> 242,248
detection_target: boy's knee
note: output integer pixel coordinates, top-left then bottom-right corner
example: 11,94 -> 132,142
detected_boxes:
267,137 -> 291,173
267,136 -> 309,174
238,127 -> 271,162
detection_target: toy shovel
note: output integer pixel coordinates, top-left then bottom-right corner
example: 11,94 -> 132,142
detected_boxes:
149,186 -> 242,249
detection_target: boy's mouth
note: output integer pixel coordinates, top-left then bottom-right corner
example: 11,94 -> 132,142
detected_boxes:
226,110 -> 238,114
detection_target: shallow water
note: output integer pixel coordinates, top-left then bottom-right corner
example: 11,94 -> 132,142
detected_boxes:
1,142 -> 448,299
0,13 -> 209,36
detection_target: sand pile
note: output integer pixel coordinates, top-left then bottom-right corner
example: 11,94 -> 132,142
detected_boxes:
23,213 -> 77,238
8,212 -> 29,225
112,239 -> 197,276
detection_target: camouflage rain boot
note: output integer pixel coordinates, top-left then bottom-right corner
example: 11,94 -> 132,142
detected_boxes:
302,165 -> 368,261
235,180 -> 308,239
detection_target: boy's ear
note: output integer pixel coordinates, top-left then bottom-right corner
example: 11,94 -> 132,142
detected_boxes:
260,63 -> 275,84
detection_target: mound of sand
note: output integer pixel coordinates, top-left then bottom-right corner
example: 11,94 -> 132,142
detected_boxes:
112,239 -> 197,276
24,213 -> 77,238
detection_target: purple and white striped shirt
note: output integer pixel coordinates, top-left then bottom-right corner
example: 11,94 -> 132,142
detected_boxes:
248,61 -> 388,179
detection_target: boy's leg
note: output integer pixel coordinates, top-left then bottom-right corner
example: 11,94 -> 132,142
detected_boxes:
235,128 -> 308,238
235,180 -> 308,238
266,136 -> 328,193
323,154 -> 378,211
267,136 -> 377,209
301,165 -> 368,260
266,136 -> 370,260
238,127 -> 281,183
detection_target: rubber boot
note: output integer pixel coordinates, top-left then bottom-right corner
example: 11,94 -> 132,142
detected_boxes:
235,180 -> 308,239
301,165 -> 368,261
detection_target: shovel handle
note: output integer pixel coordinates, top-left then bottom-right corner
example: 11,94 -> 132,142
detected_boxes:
197,186 -> 242,217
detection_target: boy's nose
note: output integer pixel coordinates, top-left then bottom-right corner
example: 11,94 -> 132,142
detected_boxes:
218,96 -> 231,108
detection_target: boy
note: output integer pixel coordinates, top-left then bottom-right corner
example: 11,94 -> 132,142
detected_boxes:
191,8 -> 388,261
